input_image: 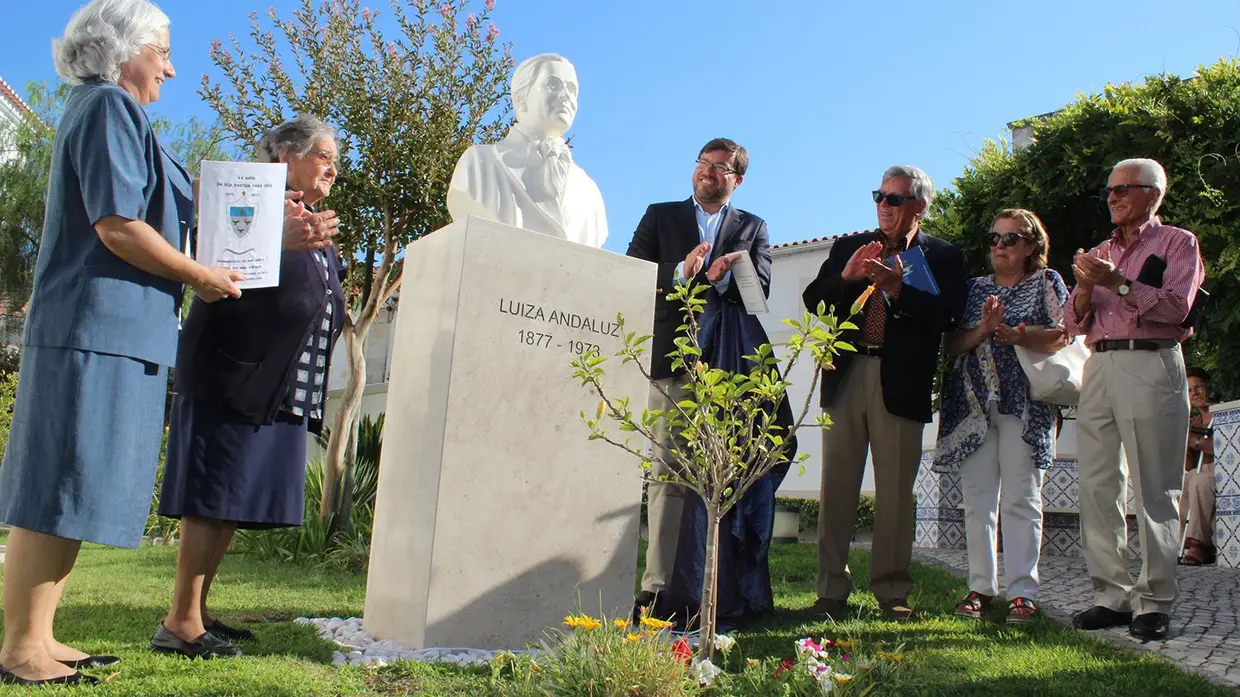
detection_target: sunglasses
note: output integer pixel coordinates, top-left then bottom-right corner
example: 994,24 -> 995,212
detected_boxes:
985,231 -> 1031,248
872,190 -> 919,206
1099,184 -> 1158,199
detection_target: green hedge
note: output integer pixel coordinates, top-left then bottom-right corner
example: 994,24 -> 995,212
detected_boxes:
776,495 -> 876,533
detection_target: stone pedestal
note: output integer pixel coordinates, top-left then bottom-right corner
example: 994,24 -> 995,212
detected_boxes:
363,216 -> 655,650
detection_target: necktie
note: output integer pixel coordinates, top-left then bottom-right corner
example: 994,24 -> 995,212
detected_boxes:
859,236 -> 905,346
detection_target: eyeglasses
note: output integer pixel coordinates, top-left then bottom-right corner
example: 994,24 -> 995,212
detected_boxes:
146,44 -> 172,63
985,231 -> 1031,248
872,190 -> 919,206
1099,184 -> 1158,199
695,158 -> 736,175
309,149 -> 338,167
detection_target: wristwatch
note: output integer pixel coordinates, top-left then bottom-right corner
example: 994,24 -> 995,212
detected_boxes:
1116,279 -> 1131,297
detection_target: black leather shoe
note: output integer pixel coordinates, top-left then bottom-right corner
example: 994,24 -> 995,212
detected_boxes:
1072,605 -> 1133,630
0,666 -> 99,686
59,655 -> 121,669
1129,613 -> 1171,641
813,598 -> 848,619
632,590 -> 657,626
150,624 -> 242,659
205,619 -> 255,642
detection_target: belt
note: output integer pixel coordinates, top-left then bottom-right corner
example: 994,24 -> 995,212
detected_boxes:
1092,339 -> 1178,352
856,344 -> 884,357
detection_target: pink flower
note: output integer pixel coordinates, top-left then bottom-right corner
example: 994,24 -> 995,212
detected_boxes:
842,653 -> 851,662
438,2 -> 452,19
485,0 -> 495,9
485,22 -> 499,40
670,639 -> 693,665
387,42 -> 399,58
362,7 -> 372,21
466,11 -> 477,27
775,658 -> 795,678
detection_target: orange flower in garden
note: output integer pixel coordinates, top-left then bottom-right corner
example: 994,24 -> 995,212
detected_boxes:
850,283 -> 878,316
626,633 -> 642,642
613,618 -> 629,629
563,614 -> 601,631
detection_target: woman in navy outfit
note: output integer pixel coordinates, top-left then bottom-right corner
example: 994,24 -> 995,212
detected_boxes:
152,114 -> 346,658
0,0 -> 243,685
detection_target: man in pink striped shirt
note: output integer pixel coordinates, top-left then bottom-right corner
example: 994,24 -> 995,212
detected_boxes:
1065,157 -> 1205,642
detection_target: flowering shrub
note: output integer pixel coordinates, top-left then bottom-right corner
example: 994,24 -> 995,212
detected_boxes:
721,636 -> 904,696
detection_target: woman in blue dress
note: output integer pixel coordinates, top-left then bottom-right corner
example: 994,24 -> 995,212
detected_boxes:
151,115 -> 345,658
933,209 -> 1071,624
0,0 -> 242,685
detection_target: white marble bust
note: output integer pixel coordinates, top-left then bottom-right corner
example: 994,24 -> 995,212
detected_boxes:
447,53 -> 608,248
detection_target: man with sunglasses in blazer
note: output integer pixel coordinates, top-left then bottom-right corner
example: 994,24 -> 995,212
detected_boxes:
802,165 -> 967,621
625,138 -> 771,622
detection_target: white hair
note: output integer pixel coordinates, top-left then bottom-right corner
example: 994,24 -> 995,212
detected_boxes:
511,53 -> 573,113
52,0 -> 170,85
1113,157 -> 1168,208
256,114 -> 338,163
882,164 -> 935,213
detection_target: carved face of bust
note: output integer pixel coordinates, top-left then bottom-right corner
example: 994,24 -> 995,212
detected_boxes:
515,61 -> 579,138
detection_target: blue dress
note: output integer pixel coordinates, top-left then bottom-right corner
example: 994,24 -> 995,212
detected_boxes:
934,269 -> 1070,473
0,82 -> 193,547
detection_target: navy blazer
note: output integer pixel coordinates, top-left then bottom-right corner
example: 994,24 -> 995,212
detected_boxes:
174,247 -> 347,434
802,229 -> 967,423
23,81 -> 192,366
626,198 -> 772,380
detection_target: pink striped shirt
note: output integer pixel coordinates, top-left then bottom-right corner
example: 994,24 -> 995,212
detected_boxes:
1063,218 -> 1205,345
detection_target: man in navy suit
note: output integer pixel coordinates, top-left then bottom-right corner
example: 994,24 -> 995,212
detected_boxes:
802,165 -> 967,621
625,138 -> 771,621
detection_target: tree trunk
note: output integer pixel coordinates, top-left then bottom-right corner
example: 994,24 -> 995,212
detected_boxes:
321,323 -> 367,521
698,504 -> 721,663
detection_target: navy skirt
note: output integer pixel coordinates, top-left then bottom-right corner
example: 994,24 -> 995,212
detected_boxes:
159,394 -> 308,529
0,347 -> 167,548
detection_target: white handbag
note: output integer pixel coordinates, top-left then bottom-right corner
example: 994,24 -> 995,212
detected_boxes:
1014,334 -> 1090,406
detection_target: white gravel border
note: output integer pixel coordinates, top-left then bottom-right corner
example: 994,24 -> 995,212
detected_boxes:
297,617 -> 530,667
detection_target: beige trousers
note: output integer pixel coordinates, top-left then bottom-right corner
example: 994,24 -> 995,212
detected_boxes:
640,376 -> 691,594
1182,462 -> 1216,542
1077,346 -> 1189,616
817,356 -> 924,605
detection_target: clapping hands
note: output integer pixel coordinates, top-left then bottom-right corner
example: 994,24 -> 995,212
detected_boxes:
282,191 -> 339,252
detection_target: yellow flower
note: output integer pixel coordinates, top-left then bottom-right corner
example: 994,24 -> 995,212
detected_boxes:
564,614 -> 602,631
626,633 -> 642,642
613,618 -> 630,629
877,651 -> 903,664
850,283 -> 878,316
644,629 -> 658,638
832,673 -> 855,685
836,639 -> 855,650
746,658 -> 760,668
640,617 -> 673,630
597,400 -> 606,416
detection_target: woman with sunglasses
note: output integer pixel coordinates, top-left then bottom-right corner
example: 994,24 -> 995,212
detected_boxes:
933,209 -> 1070,624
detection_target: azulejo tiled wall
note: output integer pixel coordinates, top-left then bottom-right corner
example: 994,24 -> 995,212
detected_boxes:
1211,401 -> 1240,569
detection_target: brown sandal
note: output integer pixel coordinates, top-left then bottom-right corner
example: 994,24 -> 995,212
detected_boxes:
1180,538 -> 1214,566
954,591 -> 993,619
1007,597 -> 1038,624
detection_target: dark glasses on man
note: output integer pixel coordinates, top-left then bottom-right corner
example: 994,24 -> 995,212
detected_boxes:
985,232 -> 1030,247
872,190 -> 918,206
1099,184 -> 1158,199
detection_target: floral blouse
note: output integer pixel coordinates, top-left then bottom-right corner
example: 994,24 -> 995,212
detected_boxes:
933,268 -> 1069,472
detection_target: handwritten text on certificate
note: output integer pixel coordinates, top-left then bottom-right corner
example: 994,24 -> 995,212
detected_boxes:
196,160 -> 288,289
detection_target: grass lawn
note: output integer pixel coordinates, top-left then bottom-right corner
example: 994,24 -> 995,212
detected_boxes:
0,541 -> 1231,696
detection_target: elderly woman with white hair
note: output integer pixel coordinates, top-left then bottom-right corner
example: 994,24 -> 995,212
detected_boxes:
0,0 -> 242,686
151,114 -> 343,658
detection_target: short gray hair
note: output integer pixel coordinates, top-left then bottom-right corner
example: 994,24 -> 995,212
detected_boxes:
1113,157 -> 1168,208
53,0 -> 170,85
256,114 -> 337,163
511,53 -> 573,112
881,164 -> 935,213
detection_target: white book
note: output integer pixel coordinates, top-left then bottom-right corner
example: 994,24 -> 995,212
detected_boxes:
196,160 -> 288,289
730,253 -> 768,314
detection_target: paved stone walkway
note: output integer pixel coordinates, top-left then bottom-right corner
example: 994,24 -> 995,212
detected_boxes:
913,547 -> 1240,690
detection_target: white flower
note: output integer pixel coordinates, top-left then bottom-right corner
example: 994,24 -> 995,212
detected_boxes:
693,657 -> 723,685
714,634 -> 736,652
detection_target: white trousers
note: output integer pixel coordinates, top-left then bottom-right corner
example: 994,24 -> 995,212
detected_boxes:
960,403 -> 1045,600
1078,347 -> 1188,616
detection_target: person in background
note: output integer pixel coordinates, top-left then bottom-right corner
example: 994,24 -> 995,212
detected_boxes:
1179,367 -> 1216,566
801,165 -> 967,621
0,0 -> 240,685
152,114 -> 344,658
934,209 -> 1070,624
1066,157 -> 1205,641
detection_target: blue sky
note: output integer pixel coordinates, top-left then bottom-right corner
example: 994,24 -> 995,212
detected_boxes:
4,0 -> 1240,255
